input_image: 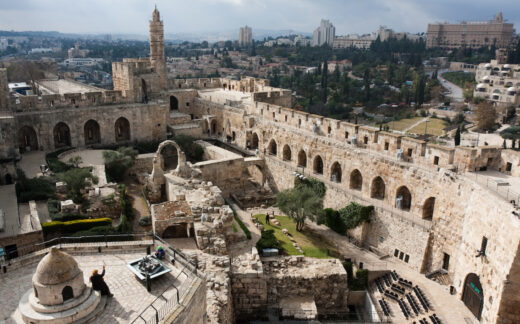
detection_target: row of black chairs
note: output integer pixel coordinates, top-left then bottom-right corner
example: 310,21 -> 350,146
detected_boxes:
390,270 -> 399,281
406,293 -> 421,316
391,283 -> 406,294
429,313 -> 442,324
378,299 -> 391,316
383,272 -> 393,286
375,277 -> 385,293
398,298 -> 413,319
399,277 -> 413,288
384,289 -> 399,301
414,286 -> 431,311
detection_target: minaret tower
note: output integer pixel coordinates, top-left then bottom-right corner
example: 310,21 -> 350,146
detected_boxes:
149,6 -> 167,90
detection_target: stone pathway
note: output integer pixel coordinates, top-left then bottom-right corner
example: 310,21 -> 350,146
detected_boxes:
59,149 -> 108,186
18,151 -> 46,178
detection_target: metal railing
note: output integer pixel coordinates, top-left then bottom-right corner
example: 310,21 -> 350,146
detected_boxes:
466,171 -> 520,205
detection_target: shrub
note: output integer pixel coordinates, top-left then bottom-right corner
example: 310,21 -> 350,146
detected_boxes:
233,210 -> 251,239
294,176 -> 326,198
42,218 -> 112,235
342,261 -> 369,290
46,148 -> 74,173
256,229 -> 280,251
338,202 -> 373,230
171,135 -> 204,163
59,168 -> 97,203
139,216 -> 152,226
232,223 -> 238,232
70,225 -> 120,237
321,208 -> 347,234
103,147 -> 138,182
15,169 -> 55,202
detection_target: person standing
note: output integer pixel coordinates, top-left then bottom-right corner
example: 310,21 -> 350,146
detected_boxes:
265,213 -> 270,224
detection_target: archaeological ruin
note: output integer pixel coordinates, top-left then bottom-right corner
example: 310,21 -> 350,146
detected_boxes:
1,7 -> 520,324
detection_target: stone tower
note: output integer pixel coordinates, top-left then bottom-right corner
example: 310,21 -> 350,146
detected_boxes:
149,6 -> 167,90
0,68 -> 9,110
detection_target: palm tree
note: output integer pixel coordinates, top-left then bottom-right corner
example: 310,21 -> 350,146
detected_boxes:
276,186 -> 323,231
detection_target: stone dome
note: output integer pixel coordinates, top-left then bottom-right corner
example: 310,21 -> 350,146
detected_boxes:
484,63 -> 491,68
482,75 -> 489,80
33,248 -> 82,285
508,87 -> 516,92
476,83 -> 486,88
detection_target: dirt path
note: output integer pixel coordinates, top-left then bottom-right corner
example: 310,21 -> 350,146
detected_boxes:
123,179 -> 151,233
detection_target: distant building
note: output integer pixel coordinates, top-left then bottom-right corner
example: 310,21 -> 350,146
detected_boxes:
67,44 -> 89,59
376,26 -> 422,41
426,12 -> 514,49
333,34 -> 375,49
474,54 -> 520,107
239,26 -> 252,47
62,58 -> 104,67
0,38 -> 8,51
294,35 -> 310,46
312,19 -> 335,47
323,59 -> 352,73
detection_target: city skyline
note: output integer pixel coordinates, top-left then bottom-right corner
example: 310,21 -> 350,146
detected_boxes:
0,0 -> 519,39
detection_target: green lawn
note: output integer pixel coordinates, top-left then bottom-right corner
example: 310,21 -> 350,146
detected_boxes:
408,118 -> 447,136
254,214 -> 338,259
384,117 -> 424,131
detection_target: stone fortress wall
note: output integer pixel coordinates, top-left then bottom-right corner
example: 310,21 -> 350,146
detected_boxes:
169,77 -> 520,323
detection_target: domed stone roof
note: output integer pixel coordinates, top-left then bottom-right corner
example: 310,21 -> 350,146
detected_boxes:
33,248 -> 82,285
508,87 -> 516,92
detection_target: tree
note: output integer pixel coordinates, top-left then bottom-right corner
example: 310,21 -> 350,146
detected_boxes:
321,58 -> 328,103
60,168 -> 97,203
103,147 -> 138,182
276,186 -> 323,231
500,126 -> 520,148
67,156 -> 83,168
454,126 -> 461,146
475,101 -> 497,131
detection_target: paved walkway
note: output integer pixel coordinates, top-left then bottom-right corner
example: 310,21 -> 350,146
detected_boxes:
1,251 -> 189,324
438,70 -> 464,103
18,151 -> 46,178
59,149 -> 108,186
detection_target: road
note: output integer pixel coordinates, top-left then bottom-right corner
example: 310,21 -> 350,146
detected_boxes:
438,69 -> 464,103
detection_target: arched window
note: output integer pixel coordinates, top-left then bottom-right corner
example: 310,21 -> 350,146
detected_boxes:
268,139 -> 277,156
422,197 -> 435,220
62,286 -> 73,302
350,169 -> 363,190
84,119 -> 101,145
330,162 -> 342,183
282,145 -> 291,161
53,122 -> 71,148
395,186 -> 412,211
313,155 -> 323,174
370,176 -> 385,200
18,126 -> 38,152
114,117 -> 130,142
170,96 -> 179,111
251,133 -> 259,150
298,150 -> 307,167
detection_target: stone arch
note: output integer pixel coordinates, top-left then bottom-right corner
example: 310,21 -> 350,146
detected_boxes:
170,96 -> 179,111
84,119 -> 101,145
162,224 -> 188,238
313,155 -> 323,174
268,139 -> 277,156
349,169 -> 362,190
422,197 -> 435,220
395,185 -> 412,211
62,286 -> 73,302
160,143 -> 179,171
298,150 -> 307,167
462,273 -> 484,320
251,133 -> 259,150
370,176 -> 385,200
53,122 -> 71,149
18,125 -> 38,152
282,144 -> 291,161
210,120 -> 217,135
330,162 -> 342,183
115,117 -> 130,142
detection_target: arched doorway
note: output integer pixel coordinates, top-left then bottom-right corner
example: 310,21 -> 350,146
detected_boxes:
210,120 -> 217,135
268,139 -> 277,156
298,150 -> 307,167
115,117 -> 130,142
313,155 -> 323,174
422,197 -> 436,220
170,96 -> 179,111
160,144 -> 179,171
330,162 -> 342,183
84,119 -> 101,145
18,126 -> 38,152
462,273 -> 484,320
62,286 -> 73,302
251,133 -> 259,150
53,122 -> 71,149
350,169 -> 362,190
163,224 -> 188,238
395,186 -> 412,211
370,176 -> 385,200
282,145 -> 291,161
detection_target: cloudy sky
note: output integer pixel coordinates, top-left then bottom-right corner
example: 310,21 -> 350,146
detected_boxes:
0,0 -> 518,36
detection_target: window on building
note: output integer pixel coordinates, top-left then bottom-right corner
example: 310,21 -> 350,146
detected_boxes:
399,251 -> 404,260
442,253 -> 450,270
407,148 -> 413,157
384,142 -> 389,150
434,156 -> 439,165
404,254 -> 410,263
394,249 -> 399,257
345,131 -> 349,139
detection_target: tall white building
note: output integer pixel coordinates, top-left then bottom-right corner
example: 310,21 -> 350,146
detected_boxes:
239,26 -> 252,47
312,19 -> 335,47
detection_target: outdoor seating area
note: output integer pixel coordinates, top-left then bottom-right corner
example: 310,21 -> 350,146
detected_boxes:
372,270 -> 442,323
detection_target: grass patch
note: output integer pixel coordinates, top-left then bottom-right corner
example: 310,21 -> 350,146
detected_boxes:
232,222 -> 238,233
408,118 -> 447,136
384,117 -> 424,132
254,214 -> 338,259
233,210 -> 251,239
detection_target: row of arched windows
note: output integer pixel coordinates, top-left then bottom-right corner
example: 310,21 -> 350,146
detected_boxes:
265,137 -> 436,220
18,117 -> 131,151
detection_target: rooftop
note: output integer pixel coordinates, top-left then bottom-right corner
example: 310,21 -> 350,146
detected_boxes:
36,79 -> 103,95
